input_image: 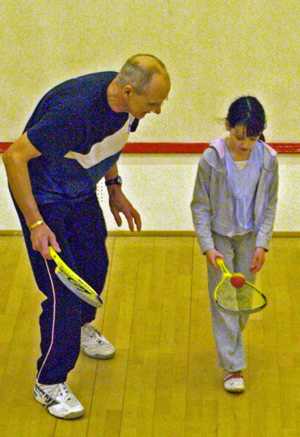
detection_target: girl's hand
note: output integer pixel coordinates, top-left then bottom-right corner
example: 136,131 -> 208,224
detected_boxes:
250,247 -> 266,273
206,249 -> 224,268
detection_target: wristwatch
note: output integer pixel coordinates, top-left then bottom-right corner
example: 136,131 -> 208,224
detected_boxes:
105,176 -> 122,186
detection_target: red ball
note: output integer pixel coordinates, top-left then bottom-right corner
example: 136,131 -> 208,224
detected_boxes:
230,274 -> 245,288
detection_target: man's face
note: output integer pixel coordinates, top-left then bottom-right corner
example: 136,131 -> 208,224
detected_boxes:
124,74 -> 170,119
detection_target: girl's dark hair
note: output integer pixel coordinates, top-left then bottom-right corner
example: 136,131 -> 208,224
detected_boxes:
226,96 -> 266,140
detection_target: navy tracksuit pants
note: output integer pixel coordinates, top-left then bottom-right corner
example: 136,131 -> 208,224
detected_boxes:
14,194 -> 108,384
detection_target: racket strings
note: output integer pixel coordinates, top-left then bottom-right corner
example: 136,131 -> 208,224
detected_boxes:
216,278 -> 266,313
216,279 -> 239,311
56,267 -> 91,296
63,271 -> 88,294
55,268 -> 102,308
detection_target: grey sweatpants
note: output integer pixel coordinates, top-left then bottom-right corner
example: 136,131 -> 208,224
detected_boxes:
207,232 -> 256,372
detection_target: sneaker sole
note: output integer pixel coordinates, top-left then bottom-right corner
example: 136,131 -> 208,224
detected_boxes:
224,386 -> 245,393
81,349 -> 116,360
48,409 -> 85,419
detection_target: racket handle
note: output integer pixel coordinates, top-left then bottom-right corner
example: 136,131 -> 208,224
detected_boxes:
216,257 -> 224,267
216,257 -> 230,275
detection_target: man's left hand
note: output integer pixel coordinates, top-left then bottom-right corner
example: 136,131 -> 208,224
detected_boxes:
108,186 -> 142,231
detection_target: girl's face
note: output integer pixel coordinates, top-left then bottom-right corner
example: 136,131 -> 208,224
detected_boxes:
227,124 -> 260,154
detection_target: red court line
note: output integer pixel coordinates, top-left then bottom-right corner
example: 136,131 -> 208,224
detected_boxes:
1,142 -> 300,154
0,143 -> 11,153
122,142 -> 300,154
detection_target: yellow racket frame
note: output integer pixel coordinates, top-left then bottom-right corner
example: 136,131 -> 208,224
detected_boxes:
49,247 -> 103,308
214,257 -> 267,314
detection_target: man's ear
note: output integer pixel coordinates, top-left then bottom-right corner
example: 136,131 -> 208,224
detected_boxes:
123,84 -> 134,97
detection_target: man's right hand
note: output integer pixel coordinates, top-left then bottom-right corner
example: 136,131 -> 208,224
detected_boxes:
206,248 -> 224,268
30,223 -> 61,259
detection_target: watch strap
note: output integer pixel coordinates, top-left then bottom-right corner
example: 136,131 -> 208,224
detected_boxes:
105,176 -> 122,186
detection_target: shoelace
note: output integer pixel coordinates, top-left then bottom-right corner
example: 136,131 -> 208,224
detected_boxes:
58,383 -> 73,401
43,383 -> 72,402
85,327 -> 105,344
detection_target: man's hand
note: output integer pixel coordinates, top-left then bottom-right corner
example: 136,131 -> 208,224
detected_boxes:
108,186 -> 142,231
250,247 -> 266,273
206,248 -> 224,268
31,223 -> 61,259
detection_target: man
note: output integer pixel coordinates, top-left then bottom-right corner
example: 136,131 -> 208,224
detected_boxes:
3,54 -> 171,419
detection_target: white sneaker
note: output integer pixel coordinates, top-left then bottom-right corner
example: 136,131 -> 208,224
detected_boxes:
34,382 -> 84,419
81,324 -> 116,359
224,373 -> 245,393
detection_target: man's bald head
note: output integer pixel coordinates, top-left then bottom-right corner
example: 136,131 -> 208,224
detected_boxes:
116,53 -> 170,94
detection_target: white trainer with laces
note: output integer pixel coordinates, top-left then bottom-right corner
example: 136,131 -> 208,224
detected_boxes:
224,373 -> 245,393
81,323 -> 116,359
34,382 -> 84,419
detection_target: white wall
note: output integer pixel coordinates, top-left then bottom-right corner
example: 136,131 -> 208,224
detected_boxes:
1,1 -> 299,233
1,0 -> 300,143
1,154 -> 299,232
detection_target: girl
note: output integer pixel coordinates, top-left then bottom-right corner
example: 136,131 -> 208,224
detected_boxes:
191,96 -> 278,392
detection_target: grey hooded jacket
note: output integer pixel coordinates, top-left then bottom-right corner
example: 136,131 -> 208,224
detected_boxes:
191,138 -> 279,254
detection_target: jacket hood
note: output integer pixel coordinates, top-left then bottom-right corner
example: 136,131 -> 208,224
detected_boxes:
205,138 -> 277,171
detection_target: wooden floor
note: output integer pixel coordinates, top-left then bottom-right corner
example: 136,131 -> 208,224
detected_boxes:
0,235 -> 299,437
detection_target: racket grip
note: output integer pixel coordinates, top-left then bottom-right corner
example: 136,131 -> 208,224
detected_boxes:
216,257 -> 224,267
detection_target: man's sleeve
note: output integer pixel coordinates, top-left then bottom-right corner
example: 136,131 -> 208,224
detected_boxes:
26,108 -> 86,159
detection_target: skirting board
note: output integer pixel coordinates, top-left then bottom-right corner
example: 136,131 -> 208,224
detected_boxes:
0,230 -> 299,238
